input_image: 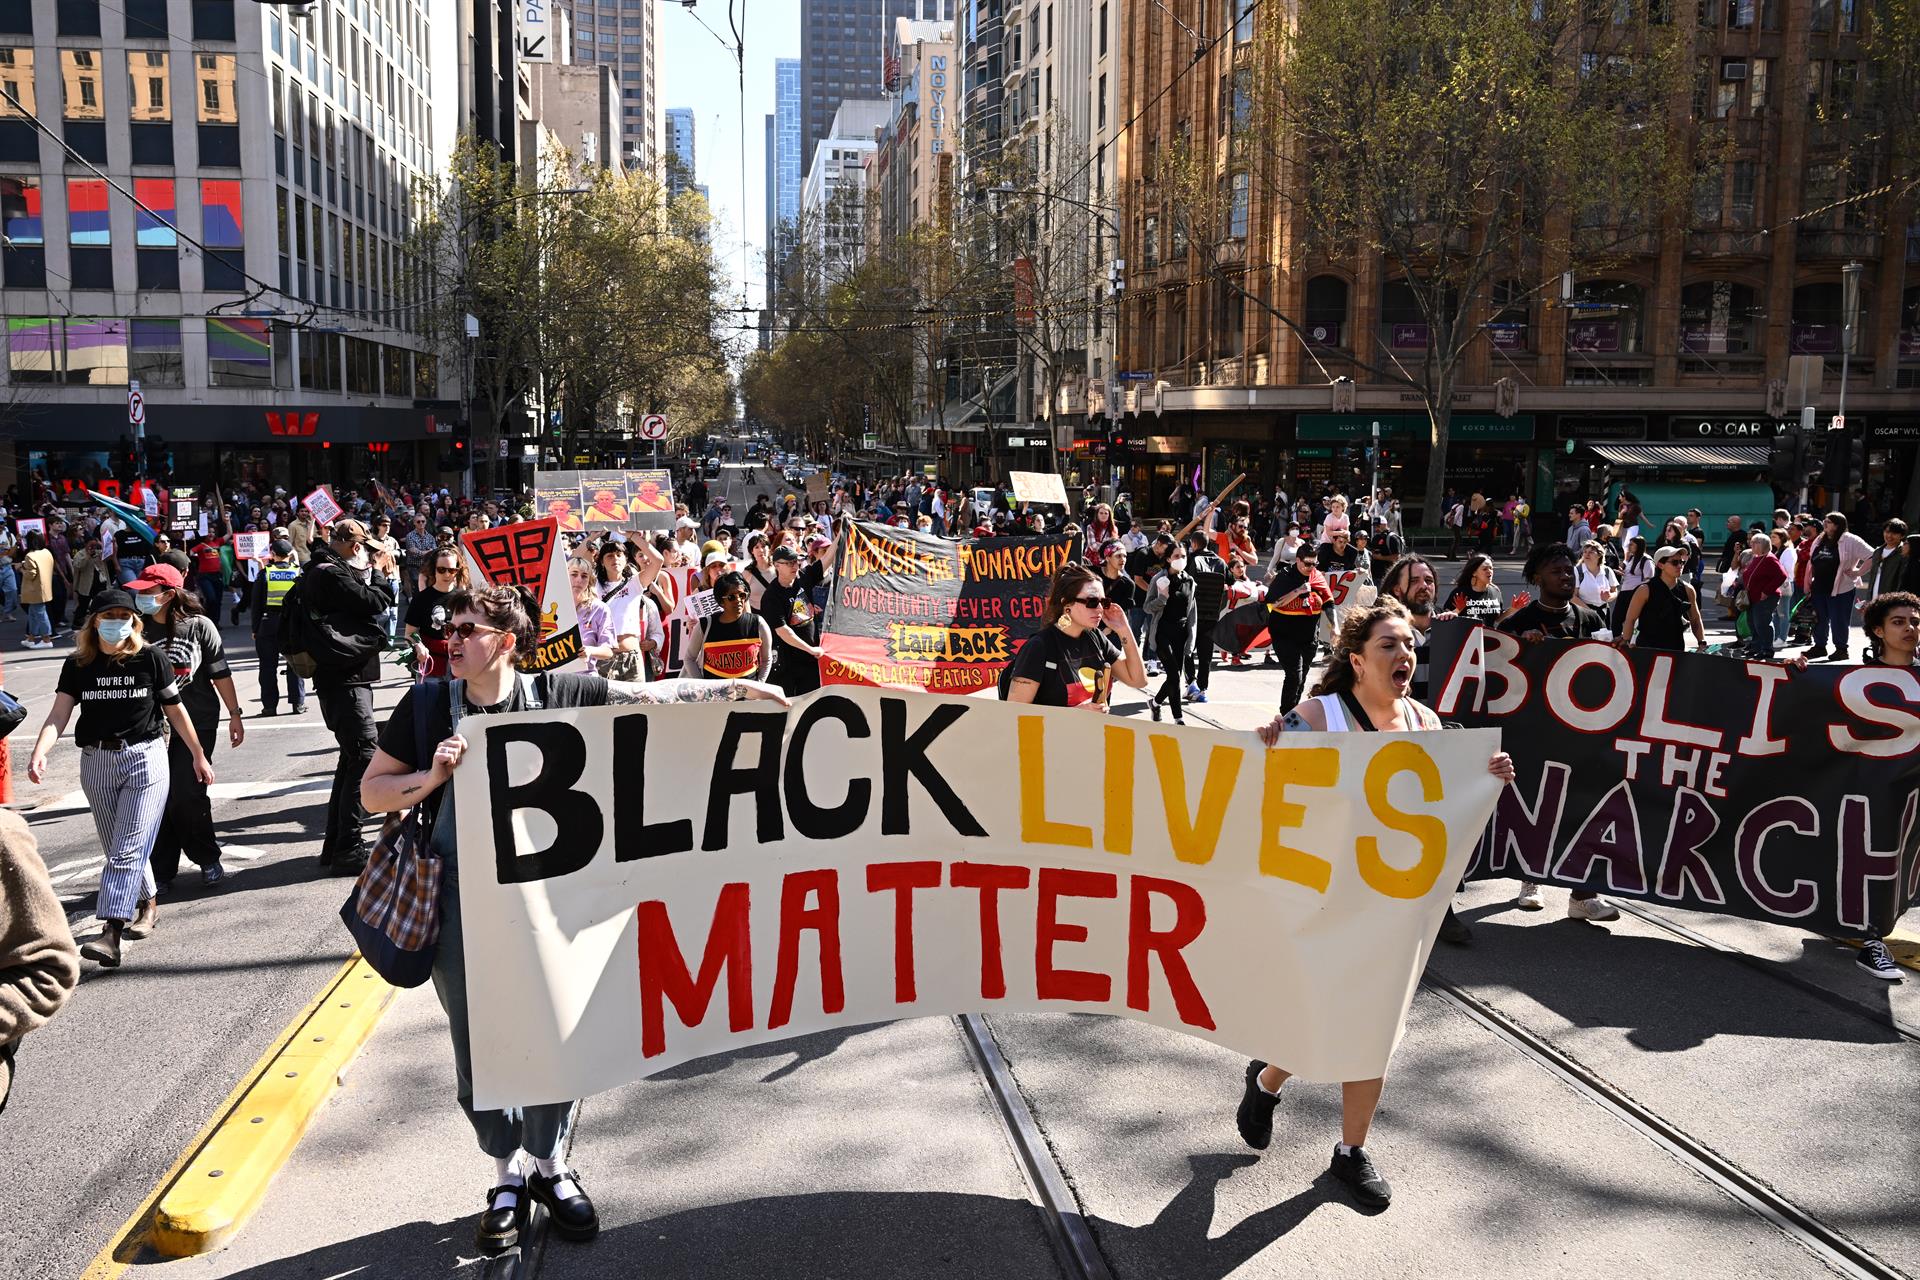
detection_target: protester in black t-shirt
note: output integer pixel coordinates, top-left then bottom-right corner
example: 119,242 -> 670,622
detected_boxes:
26,589 -> 213,969
760,542 -> 835,696
361,584 -> 786,1258
1494,544 -> 1613,919
1146,548 -> 1198,724
1096,541 -> 1141,617
405,546 -> 465,679
1005,563 -> 1147,708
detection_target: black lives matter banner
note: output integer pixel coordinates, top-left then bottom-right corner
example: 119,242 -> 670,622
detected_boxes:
1428,620 -> 1920,937
819,522 -> 1079,693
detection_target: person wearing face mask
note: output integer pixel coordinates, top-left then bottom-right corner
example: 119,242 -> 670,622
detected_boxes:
125,564 -> 246,890
304,520 -> 397,877
26,589 -> 215,968
1144,547 -> 1197,724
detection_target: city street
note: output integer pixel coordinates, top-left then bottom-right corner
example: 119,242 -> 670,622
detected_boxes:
1,472 -> 1914,1280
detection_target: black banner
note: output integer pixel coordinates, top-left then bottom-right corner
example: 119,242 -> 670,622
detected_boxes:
1428,620 -> 1920,938
819,521 -> 1079,693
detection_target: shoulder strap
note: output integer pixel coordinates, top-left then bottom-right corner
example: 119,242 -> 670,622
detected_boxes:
412,679 -> 451,772
1335,690 -> 1379,731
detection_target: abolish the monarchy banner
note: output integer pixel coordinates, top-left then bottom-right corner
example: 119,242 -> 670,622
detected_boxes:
1428,621 -> 1920,937
454,687 -> 1502,1109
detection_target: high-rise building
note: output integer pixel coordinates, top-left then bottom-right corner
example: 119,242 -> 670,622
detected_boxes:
801,100 -> 889,287
800,1 -> 945,162
0,0 -> 459,496
664,106 -> 696,199
763,110 -> 778,309
565,0 -> 661,173
769,57 -> 802,300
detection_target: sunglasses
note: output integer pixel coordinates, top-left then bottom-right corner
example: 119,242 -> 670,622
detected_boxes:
434,566 -> 459,575
1073,595 -> 1107,608
448,621 -> 506,640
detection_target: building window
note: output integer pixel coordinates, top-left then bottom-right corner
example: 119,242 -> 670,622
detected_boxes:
210,317 -> 271,386
1,174 -> 42,286
134,176 -> 175,245
66,175 -> 110,287
298,326 -> 340,390
1727,0 -> 1753,27
0,0 -> 29,34
56,0 -> 100,38
1679,280 -> 1759,356
130,49 -> 168,119
61,49 -> 104,120
1232,0 -> 1256,41
130,318 -> 183,386
1227,171 -> 1249,239
1565,280 -> 1645,354
64,317 -> 127,385
125,0 -> 166,37
6,317 -> 59,381
202,177 -> 244,289
197,53 -> 236,121
191,0 -> 235,42
383,344 -> 409,397
414,351 -> 437,398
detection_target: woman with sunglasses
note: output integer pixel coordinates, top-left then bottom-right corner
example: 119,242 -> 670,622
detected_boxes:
404,548 -> 467,680
1618,545 -> 1704,652
360,585 -> 788,1258
685,570 -> 774,680
1004,564 -> 1147,709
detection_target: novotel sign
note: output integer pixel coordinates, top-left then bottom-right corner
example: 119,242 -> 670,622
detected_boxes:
1669,416 -> 1777,439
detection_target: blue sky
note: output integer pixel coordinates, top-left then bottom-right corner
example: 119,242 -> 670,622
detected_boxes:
658,1 -> 798,313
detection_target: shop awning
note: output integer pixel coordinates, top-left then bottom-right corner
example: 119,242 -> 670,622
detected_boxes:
1587,443 -> 1770,469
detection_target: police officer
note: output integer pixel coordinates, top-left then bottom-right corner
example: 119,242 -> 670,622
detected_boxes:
249,538 -> 307,715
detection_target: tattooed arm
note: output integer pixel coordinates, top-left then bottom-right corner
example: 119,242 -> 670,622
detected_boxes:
604,677 -> 792,707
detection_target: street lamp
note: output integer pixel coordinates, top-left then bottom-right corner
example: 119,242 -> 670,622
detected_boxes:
1835,259 -> 1863,504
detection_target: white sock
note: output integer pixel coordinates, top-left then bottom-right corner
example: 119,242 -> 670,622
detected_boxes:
1259,1075 -> 1282,1098
532,1155 -> 581,1199
495,1153 -> 525,1186
1336,1142 -> 1356,1156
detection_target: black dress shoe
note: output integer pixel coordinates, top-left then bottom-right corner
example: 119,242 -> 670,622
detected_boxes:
475,1182 -> 529,1255
1236,1060 -> 1281,1150
330,853 -> 369,878
527,1168 -> 599,1241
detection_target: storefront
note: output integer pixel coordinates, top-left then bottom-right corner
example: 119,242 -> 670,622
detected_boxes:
1291,413 -> 1538,523
1864,418 -> 1920,522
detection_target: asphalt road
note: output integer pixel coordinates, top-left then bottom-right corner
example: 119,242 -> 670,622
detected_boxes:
3,474 -> 1915,1280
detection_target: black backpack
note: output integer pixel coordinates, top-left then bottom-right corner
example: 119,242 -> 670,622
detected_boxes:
280,564 -> 383,679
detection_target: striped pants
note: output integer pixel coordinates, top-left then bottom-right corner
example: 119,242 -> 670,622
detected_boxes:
81,737 -> 171,922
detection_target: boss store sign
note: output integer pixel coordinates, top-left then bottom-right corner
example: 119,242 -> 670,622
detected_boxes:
1669,416 -> 1778,440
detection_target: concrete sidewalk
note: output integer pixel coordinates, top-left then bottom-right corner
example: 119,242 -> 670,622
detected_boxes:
133,988 -> 1062,1280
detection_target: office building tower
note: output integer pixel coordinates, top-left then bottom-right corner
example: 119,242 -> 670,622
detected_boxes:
566,0 -> 660,173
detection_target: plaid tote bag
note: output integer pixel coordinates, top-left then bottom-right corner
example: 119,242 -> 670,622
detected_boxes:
340,679 -> 455,987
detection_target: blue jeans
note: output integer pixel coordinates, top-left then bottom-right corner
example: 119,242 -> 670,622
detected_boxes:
1810,589 -> 1856,655
1779,588 -> 1802,645
1746,596 -> 1775,659
24,602 -> 50,639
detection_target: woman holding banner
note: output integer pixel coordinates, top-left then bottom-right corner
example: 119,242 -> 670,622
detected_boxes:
1005,563 -> 1147,709
1245,599 -> 1514,1209
360,584 -> 789,1257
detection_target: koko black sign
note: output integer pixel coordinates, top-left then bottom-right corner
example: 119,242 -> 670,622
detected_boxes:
1428,621 -> 1920,937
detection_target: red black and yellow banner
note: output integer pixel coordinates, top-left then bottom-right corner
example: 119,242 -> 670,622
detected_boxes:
820,521 -> 1079,693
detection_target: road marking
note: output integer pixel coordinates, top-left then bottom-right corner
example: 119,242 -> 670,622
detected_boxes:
76,955 -> 398,1275
32,777 -> 331,817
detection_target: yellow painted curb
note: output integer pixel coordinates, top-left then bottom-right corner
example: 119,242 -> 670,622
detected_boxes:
145,956 -> 397,1256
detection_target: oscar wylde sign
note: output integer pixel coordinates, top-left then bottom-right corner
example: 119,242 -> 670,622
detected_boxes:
820,521 -> 1080,693
1428,621 -> 1920,937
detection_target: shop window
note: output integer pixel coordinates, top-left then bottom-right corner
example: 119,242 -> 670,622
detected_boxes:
6,316 -> 58,381
130,318 -> 183,386
66,176 -> 110,288
210,316 -> 271,387
1679,280 -> 1759,356
1790,280 -> 1867,355
63,317 -> 126,385
1,174 -> 42,287
1564,280 -> 1644,354
1303,274 -> 1348,347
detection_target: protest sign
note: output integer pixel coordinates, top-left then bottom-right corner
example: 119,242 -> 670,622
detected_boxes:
454,686 -> 1504,1106
167,486 -> 199,536
805,473 -> 830,504
233,531 -> 270,560
1010,470 -> 1071,507
1429,621 -> 1920,937
819,521 -> 1078,693
684,588 -> 720,620
535,469 -> 676,531
303,486 -> 343,526
460,517 -> 583,672
14,517 -> 43,541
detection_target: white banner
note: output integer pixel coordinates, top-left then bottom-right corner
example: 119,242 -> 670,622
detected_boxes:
455,688 -> 1501,1108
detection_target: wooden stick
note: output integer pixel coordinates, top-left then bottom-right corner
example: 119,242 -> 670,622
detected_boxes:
1173,473 -> 1246,544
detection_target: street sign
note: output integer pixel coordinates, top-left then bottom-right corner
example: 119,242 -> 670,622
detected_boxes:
128,380 -> 145,430
517,0 -> 550,61
1829,413 -> 1846,433
639,413 -> 668,440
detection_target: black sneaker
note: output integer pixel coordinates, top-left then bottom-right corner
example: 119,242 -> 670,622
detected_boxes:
1235,1060 -> 1281,1150
527,1167 -> 599,1242
1329,1144 -> 1392,1208
476,1181 -> 529,1255
1857,939 -> 1902,982
1437,906 -> 1472,945
1804,645 -> 1828,659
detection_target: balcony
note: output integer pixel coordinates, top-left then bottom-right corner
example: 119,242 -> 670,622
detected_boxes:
1687,227 -> 1768,258
1796,227 -> 1880,259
